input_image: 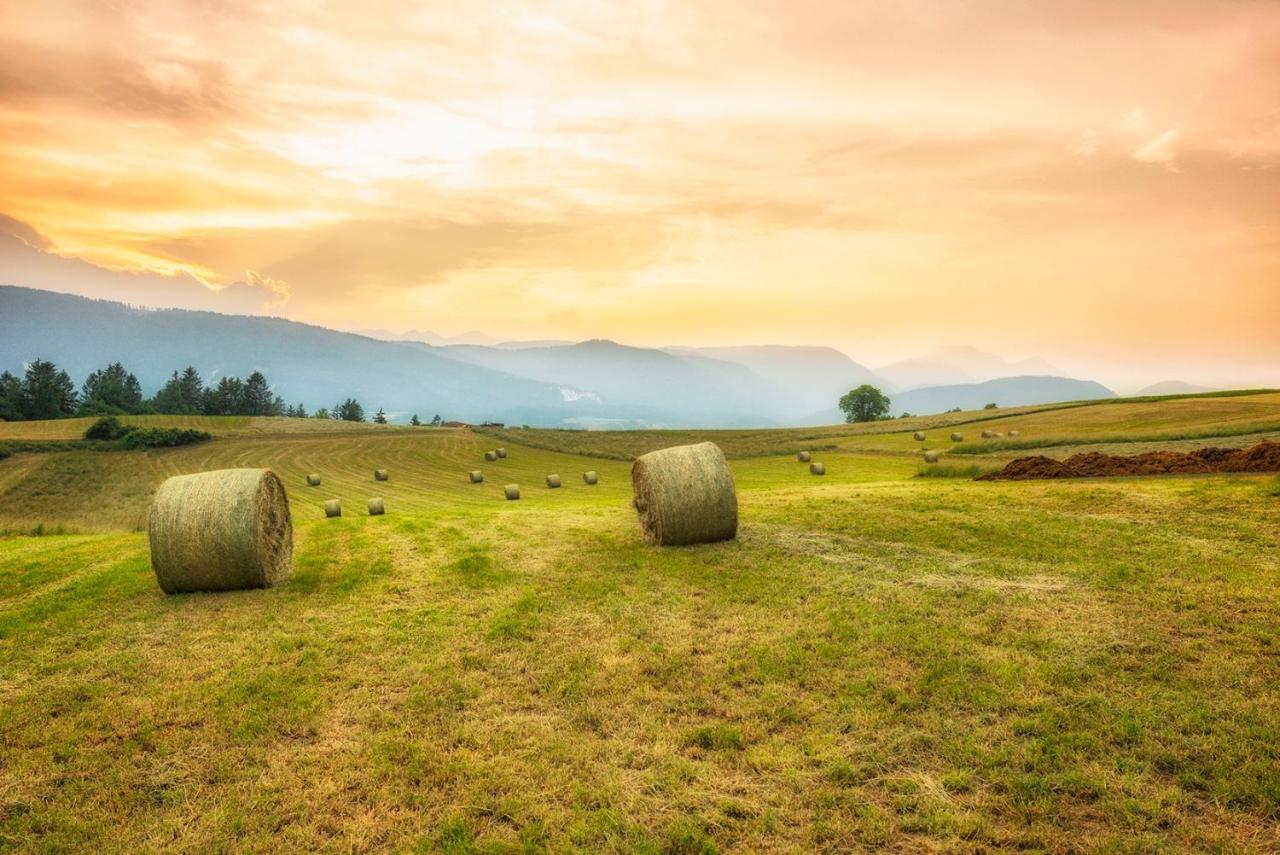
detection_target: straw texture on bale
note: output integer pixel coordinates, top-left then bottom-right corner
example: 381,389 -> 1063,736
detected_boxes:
951,432 -> 964,442
504,484 -> 520,500
485,451 -> 498,462
924,450 -> 940,463
324,499 -> 341,518
368,498 -> 385,515
374,469 -> 389,481
631,441 -> 737,546
496,448 -> 508,459
306,474 -> 321,487
914,431 -> 926,441
797,451 -> 811,462
583,471 -> 598,485
469,470 -> 484,483
148,468 -> 293,594
810,462 -> 826,475
546,474 -> 561,488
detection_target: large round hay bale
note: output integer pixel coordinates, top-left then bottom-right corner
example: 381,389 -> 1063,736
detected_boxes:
924,450 -> 940,463
914,431 -> 926,441
631,442 -> 737,546
368,497 -> 385,515
810,462 -> 826,475
484,450 -> 498,462
306,473 -> 321,487
374,469 -> 389,481
546,474 -> 561,488
504,484 -> 520,500
583,471 -> 598,485
324,499 -> 341,518
148,468 -> 292,594
496,448 -> 507,459
950,432 -> 963,442
797,451 -> 811,463
469,470 -> 484,483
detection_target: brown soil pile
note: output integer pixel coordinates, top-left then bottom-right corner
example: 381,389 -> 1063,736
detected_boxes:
979,441 -> 1280,481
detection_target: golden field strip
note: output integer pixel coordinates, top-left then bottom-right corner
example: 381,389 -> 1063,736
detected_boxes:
0,393 -> 1278,852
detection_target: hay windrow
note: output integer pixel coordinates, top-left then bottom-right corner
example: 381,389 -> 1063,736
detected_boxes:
148,468 -> 293,594
504,484 -> 520,500
368,498 -> 385,515
374,469 -> 389,481
797,451 -> 811,462
583,471 -> 598,485
631,441 -> 737,546
306,474 -> 321,487
810,462 -> 826,475
546,474 -> 561,488
324,499 -> 341,518
469,470 -> 484,483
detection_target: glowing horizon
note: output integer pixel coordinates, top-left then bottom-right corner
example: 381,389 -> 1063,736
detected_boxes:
1,0 -> 1278,389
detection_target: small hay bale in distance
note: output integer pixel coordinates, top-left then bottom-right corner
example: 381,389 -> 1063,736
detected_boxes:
324,499 -> 341,518
583,470 -> 599,485
810,462 -> 826,475
631,441 -> 737,546
924,450 -> 940,463
981,430 -> 996,439
374,469 -> 389,481
951,432 -> 964,442
1008,430 -> 1021,437
496,448 -> 507,459
484,450 -> 498,462
148,468 -> 292,594
469,470 -> 484,483
797,451 -> 811,463
546,474 -> 561,488
504,484 -> 520,500
368,497 -> 385,515
914,431 -> 926,441
306,473 -> 321,487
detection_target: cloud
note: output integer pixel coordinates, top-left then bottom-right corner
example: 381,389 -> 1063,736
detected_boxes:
1132,129 -> 1182,171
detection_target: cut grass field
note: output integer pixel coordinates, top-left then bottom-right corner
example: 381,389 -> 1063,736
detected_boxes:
1,395 -> 1278,852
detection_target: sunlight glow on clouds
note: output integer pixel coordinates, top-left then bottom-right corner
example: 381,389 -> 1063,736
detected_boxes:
0,0 -> 1277,384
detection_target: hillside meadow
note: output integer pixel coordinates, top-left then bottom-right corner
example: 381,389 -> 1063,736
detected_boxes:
1,395 -> 1278,852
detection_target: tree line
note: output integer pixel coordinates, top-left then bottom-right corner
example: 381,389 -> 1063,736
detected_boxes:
0,358 -> 442,426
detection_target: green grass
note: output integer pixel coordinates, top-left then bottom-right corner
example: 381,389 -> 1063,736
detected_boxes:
1,396 -> 1278,851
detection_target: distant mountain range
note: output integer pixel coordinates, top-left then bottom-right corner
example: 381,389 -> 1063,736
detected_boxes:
2,286 -> 1129,426
876,345 -> 1062,391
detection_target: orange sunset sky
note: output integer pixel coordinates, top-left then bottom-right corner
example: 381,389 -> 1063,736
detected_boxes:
1,0 -> 1277,389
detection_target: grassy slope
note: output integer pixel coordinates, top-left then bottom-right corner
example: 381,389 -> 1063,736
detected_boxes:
0,400 -> 1278,852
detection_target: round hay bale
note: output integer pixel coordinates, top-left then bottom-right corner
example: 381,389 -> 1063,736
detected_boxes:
950,432 -> 963,442
981,430 -> 995,439
496,448 -> 507,459
797,451 -> 811,463
583,471 -> 598,485
368,497 -> 385,515
546,474 -> 561,488
306,473 -> 321,487
924,450 -> 940,463
810,462 -> 826,475
631,442 -> 737,546
914,431 -> 926,441
1008,430 -> 1020,437
324,499 -> 341,518
469,470 -> 484,483
504,484 -> 520,500
148,468 -> 292,594
484,450 -> 498,462
374,469 -> 389,481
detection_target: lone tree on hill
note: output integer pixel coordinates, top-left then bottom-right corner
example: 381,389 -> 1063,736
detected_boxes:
839,384 -> 891,423
334,398 -> 364,422
373,408 -> 388,424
